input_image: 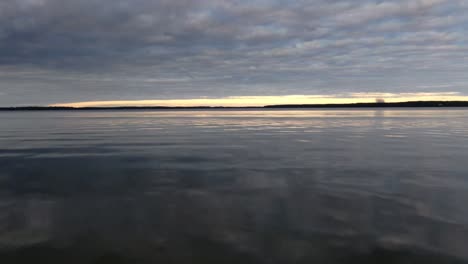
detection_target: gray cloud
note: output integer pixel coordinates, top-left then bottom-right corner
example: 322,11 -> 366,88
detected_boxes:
0,0 -> 468,105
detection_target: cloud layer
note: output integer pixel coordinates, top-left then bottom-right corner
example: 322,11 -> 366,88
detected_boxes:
1,0 -> 467,106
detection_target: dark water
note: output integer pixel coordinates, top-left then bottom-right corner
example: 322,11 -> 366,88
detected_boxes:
1,109 -> 468,263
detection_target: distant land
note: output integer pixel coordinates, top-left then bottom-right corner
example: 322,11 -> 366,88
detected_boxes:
2,101 -> 468,111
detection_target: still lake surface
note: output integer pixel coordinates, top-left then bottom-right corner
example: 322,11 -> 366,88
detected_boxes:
1,109 -> 468,263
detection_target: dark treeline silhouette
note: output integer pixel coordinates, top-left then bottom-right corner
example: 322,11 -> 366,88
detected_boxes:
264,101 -> 468,108
1,101 -> 468,111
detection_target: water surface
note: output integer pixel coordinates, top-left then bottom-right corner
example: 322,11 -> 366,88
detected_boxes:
1,109 -> 468,263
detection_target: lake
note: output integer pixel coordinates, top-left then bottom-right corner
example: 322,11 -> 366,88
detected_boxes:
1,109 -> 468,263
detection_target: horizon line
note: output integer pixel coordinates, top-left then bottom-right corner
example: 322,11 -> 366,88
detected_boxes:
3,100 -> 468,110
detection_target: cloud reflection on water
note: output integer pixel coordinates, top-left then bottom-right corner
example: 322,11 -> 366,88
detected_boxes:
1,109 -> 468,263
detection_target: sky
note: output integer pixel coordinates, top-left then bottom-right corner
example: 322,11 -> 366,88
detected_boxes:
1,0 -> 468,107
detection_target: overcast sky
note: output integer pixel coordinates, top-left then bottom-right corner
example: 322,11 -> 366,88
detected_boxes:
1,0 -> 468,106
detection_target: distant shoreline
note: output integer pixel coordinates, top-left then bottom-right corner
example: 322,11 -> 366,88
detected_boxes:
2,101 -> 468,111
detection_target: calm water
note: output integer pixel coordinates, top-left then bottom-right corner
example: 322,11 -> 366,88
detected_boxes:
1,109 -> 468,263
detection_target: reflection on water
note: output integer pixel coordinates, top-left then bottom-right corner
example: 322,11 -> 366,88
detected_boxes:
1,109 -> 468,263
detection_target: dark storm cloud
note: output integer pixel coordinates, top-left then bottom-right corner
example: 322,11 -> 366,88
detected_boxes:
1,0 -> 468,105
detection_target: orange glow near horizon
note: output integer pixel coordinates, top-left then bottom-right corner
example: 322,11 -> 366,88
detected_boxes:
50,93 -> 468,108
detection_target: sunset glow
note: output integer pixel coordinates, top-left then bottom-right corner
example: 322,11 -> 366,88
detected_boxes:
51,93 -> 468,108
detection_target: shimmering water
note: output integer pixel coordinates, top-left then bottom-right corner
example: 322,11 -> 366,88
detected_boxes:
1,109 -> 468,263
